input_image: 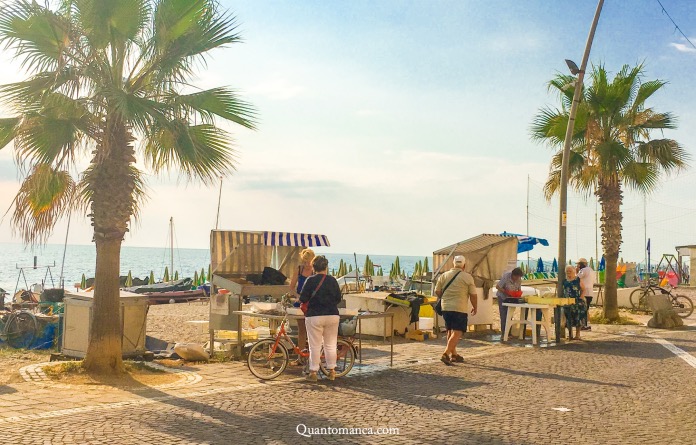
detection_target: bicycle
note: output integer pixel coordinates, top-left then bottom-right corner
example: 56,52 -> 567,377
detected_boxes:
630,279 -> 694,318
246,296 -> 356,380
0,309 -> 38,348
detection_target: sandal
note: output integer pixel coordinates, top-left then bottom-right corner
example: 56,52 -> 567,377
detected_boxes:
441,354 -> 452,366
451,354 -> 465,363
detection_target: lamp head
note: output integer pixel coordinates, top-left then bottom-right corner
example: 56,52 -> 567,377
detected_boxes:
565,59 -> 581,76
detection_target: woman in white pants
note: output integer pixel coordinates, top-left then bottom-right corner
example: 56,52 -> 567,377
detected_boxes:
299,255 -> 342,382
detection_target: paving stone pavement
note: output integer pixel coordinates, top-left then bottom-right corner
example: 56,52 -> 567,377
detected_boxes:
1,324 -> 695,444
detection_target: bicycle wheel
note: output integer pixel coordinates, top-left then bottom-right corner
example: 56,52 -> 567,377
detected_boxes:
320,339 -> 355,378
672,295 -> 694,318
630,288 -> 653,311
247,339 -> 289,380
4,311 -> 37,349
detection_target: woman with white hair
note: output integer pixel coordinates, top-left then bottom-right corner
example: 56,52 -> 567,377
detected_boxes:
563,264 -> 587,340
434,255 -> 478,365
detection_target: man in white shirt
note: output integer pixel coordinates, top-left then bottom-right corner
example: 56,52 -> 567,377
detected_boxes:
576,258 -> 595,331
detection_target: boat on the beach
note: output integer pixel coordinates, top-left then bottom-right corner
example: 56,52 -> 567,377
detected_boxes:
125,278 -> 208,305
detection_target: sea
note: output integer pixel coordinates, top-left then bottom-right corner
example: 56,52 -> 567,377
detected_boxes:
0,242 -> 428,298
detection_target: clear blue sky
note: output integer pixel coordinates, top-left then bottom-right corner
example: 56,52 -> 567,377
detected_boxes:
0,0 -> 694,261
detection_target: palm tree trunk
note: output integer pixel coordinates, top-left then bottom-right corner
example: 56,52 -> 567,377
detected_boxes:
83,236 -> 124,373
598,180 -> 622,321
82,120 -> 136,374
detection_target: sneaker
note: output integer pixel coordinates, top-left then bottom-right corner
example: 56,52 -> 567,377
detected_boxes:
306,372 -> 318,382
582,326 -> 592,331
441,354 -> 452,366
451,354 -> 464,363
327,370 -> 336,381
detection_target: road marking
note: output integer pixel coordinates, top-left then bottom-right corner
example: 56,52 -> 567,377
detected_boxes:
648,334 -> 696,369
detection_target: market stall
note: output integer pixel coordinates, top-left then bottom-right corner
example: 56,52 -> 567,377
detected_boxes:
209,230 -> 330,356
432,234 -> 520,331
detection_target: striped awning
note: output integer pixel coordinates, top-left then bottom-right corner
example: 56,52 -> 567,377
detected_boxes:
263,231 -> 330,247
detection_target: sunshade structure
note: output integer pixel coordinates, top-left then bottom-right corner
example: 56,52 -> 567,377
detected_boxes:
432,234 -> 518,289
500,232 -> 549,253
210,230 -> 330,282
552,258 -> 558,273
536,257 -> 545,273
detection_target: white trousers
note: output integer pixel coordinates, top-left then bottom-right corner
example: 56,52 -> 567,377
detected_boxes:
304,315 -> 340,372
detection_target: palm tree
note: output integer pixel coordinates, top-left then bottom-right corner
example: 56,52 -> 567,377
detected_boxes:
532,63 -> 687,321
0,0 -> 255,373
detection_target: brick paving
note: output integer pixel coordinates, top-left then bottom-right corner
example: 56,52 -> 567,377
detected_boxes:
0,321 -> 695,444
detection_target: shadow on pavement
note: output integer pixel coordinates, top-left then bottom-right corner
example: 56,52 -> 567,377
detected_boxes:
342,368 -> 493,416
466,362 -> 630,388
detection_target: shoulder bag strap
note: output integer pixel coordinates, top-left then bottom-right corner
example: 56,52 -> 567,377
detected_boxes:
442,271 -> 462,295
309,274 -> 327,301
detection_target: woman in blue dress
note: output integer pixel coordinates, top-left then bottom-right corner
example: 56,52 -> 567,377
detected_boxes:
563,264 -> 587,340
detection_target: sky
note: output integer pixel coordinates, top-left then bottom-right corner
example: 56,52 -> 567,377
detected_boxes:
0,0 -> 695,261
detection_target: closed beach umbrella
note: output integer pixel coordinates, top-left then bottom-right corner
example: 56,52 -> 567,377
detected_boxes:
193,271 -> 199,285
80,273 -> 86,290
423,257 -> 429,275
149,270 -> 155,285
125,270 -> 133,287
589,258 -> 594,269
174,270 -> 179,280
551,258 -> 558,273
536,257 -> 544,273
599,256 -> 606,271
163,266 -> 170,282
200,268 -> 206,283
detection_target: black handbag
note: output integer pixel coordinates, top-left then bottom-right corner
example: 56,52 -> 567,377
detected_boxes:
434,271 -> 461,315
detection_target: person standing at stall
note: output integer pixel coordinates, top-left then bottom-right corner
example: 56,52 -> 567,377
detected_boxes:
563,264 -> 586,340
435,255 -> 478,365
299,255 -> 342,382
495,267 -> 524,335
576,258 -> 595,330
289,248 -> 315,357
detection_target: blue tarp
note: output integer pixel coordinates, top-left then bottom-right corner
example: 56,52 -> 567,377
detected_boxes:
500,232 -> 550,254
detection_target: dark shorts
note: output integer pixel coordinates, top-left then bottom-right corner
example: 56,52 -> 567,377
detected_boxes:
442,311 -> 468,332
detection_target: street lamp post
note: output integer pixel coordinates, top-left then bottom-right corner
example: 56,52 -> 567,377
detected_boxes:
556,0 -> 604,342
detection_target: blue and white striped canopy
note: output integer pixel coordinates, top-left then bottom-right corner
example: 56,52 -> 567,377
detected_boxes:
263,231 -> 330,247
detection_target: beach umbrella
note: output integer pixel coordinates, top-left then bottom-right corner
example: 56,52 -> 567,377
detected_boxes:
589,258 -> 594,269
193,270 -> 199,285
536,257 -> 544,273
125,271 -> 133,287
80,273 -> 86,290
599,256 -> 606,271
423,257 -> 429,275
364,256 -> 372,276
174,271 -> 179,281
568,259 -> 572,265
378,267 -> 383,276
149,270 -> 155,285
163,266 -> 170,282
349,264 -> 353,272
394,257 -> 401,275
551,258 -> 558,273
200,268 -> 206,283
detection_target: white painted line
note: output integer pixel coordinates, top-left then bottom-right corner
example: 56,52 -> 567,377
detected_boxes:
552,407 -> 571,412
648,334 -> 696,369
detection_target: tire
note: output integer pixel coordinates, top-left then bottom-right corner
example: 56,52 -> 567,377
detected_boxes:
630,287 -> 653,311
247,339 -> 289,380
320,339 -> 355,378
672,295 -> 694,318
4,311 -> 37,349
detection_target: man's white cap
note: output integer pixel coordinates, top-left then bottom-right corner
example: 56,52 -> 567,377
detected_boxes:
453,255 -> 466,265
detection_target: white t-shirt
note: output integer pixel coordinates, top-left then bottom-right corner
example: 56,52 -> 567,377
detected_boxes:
577,267 -> 595,297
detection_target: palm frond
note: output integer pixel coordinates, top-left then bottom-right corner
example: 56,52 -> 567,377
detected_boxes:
0,0 -> 72,73
144,121 -> 236,184
171,87 -> 257,129
74,0 -> 150,48
9,164 -> 76,245
0,117 -> 20,150
636,139 -> 689,173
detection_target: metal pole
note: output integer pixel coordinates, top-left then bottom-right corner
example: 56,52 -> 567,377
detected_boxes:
526,174 -> 530,271
170,217 -> 174,282
557,0 -> 604,301
215,176 -> 223,230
